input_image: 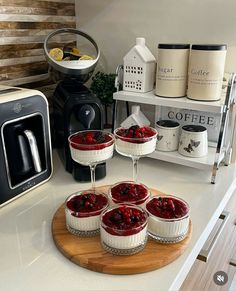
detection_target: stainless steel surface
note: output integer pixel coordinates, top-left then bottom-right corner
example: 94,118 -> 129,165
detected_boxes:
1,113 -> 47,190
24,130 -> 42,173
211,73 -> 236,184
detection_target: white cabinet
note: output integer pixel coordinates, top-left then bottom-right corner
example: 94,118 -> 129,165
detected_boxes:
113,69 -> 236,183
180,190 -> 236,291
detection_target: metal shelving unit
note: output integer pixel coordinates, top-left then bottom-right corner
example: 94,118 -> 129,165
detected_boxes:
113,66 -> 236,184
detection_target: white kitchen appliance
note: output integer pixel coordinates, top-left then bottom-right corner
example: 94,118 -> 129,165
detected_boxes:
0,86 -> 53,207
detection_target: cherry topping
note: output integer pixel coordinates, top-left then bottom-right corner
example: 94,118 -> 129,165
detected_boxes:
102,205 -> 147,236
70,131 -> 113,150
115,126 -> 157,144
146,196 -> 189,219
66,193 -> 108,217
117,126 -> 156,139
111,182 -> 149,204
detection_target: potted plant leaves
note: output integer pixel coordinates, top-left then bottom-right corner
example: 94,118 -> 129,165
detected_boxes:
90,71 -> 116,128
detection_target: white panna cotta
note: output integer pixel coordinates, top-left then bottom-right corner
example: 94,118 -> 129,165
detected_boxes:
68,130 -> 115,165
114,126 -> 157,157
146,195 -> 190,243
65,191 -> 108,236
101,226 -> 147,249
115,138 -> 156,156
100,204 -> 148,255
70,145 -> 114,165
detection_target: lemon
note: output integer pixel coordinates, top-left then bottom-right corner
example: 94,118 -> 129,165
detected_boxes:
49,48 -> 63,61
79,54 -> 94,60
71,47 -> 80,57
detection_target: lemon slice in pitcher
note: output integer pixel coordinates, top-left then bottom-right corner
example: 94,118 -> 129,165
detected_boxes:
49,48 -> 64,61
79,54 -> 94,60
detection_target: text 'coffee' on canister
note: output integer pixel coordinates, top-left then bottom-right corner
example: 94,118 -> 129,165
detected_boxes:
187,44 -> 227,101
155,44 -> 190,98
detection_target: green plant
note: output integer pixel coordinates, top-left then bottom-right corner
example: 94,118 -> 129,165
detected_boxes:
90,71 -> 116,127
90,71 -> 116,105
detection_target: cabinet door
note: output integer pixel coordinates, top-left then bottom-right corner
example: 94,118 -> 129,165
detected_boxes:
180,191 -> 236,291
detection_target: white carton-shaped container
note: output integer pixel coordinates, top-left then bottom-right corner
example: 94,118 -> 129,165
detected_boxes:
123,38 -> 156,93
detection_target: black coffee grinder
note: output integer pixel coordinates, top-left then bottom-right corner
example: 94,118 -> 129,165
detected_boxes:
44,28 -> 106,181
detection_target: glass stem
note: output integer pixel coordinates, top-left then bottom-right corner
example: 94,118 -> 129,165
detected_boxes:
132,157 -> 139,182
89,164 -> 97,192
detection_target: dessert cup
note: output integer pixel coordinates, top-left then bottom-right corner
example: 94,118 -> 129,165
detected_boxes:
100,204 -> 148,255
114,126 -> 157,181
68,130 -> 115,191
109,181 -> 150,208
65,191 -> 109,236
146,195 -> 190,243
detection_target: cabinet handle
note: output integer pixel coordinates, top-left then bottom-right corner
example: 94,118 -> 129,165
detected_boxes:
230,259 -> 236,267
197,211 -> 230,262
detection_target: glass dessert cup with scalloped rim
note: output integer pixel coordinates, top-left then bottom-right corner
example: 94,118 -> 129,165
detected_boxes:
114,126 -> 157,182
65,190 -> 109,236
68,130 -> 115,192
100,204 -> 148,255
145,195 -> 190,243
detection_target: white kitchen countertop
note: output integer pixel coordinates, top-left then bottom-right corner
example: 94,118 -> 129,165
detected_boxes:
1,151 -> 236,291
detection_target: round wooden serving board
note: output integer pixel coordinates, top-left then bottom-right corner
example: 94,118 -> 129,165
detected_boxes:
52,185 -> 192,275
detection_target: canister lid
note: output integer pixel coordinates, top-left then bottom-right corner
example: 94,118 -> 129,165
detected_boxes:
182,125 -> 207,132
156,120 -> 180,128
158,44 -> 190,49
191,44 -> 227,51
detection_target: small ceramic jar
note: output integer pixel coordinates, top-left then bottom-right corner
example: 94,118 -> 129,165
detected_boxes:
156,120 -> 180,152
178,125 -> 208,158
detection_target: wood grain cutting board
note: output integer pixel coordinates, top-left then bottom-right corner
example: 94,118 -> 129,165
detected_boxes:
52,185 -> 192,275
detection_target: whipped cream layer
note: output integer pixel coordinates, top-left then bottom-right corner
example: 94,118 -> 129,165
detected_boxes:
115,138 -> 156,156
70,144 -> 114,165
65,208 -> 101,231
100,225 -> 147,249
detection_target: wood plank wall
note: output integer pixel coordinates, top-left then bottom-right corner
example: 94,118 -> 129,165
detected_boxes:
0,0 -> 76,101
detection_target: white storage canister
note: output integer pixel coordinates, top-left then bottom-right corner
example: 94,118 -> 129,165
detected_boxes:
178,125 -> 208,158
156,120 -> 180,152
155,44 -> 190,98
187,44 -> 227,101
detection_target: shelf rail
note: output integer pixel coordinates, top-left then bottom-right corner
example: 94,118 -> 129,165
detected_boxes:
211,73 -> 236,184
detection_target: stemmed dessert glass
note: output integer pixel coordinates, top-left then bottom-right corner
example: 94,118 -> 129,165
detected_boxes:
114,126 -> 158,182
68,130 -> 115,192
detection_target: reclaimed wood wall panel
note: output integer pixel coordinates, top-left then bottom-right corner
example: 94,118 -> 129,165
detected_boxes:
0,0 -> 76,99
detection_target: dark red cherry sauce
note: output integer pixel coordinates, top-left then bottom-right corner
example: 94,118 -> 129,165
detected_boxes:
102,205 -> 147,236
146,196 -> 189,219
66,193 -> 108,217
70,131 -> 113,150
111,182 -> 148,205
116,125 -> 157,144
